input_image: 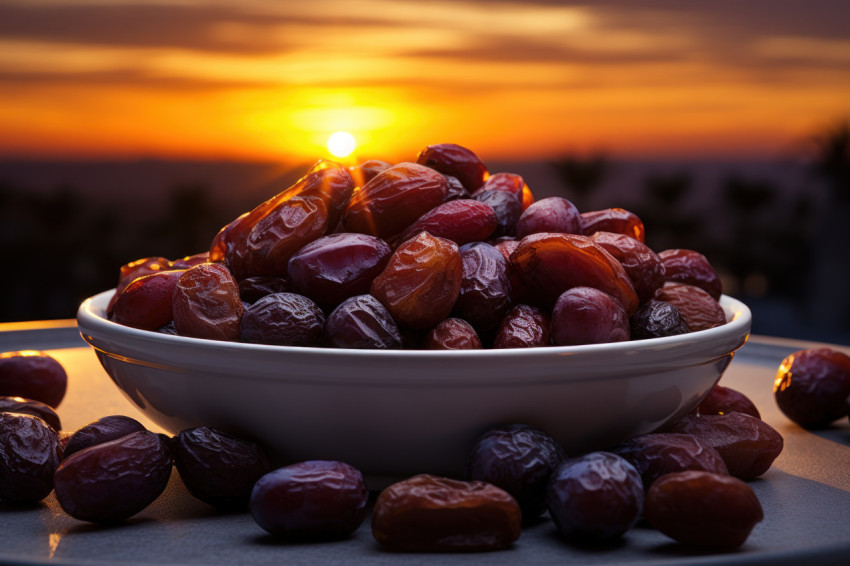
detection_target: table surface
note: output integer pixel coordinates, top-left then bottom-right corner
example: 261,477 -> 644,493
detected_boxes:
1,321 -> 850,566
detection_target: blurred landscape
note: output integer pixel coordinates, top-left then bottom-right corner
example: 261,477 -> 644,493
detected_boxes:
2,120 -> 849,344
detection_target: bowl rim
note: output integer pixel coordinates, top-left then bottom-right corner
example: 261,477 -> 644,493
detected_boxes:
77,289 -> 751,361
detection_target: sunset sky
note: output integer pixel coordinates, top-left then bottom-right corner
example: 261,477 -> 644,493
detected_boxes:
1,0 -> 849,163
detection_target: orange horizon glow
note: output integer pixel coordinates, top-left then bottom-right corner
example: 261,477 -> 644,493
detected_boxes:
1,1 -> 848,164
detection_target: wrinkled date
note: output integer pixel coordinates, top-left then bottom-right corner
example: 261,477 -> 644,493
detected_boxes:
590,231 -> 665,304
547,452 -> 644,540
174,427 -> 273,510
492,304 -> 551,348
655,282 -> 726,332
659,249 -> 723,301
465,424 -> 565,519
453,242 -> 513,333
550,286 -> 629,346
343,162 -> 448,240
0,350 -> 67,408
774,347 -> 850,428
324,294 -> 403,349
54,430 -> 172,523
425,318 -> 482,349
611,432 -> 729,489
240,292 -> 325,346
371,474 -> 522,552
645,471 -> 763,547
663,413 -> 783,479
473,172 -> 533,211
581,208 -> 645,242
629,300 -> 689,340
250,460 -> 369,539
63,415 -> 147,458
0,395 -> 61,431
371,232 -> 462,329
172,263 -> 244,341
0,412 -> 63,504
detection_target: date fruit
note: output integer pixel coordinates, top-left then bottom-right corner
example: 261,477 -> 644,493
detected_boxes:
629,300 -> 689,340
492,304 -> 551,348
774,347 -> 850,428
0,396 -> 61,431
0,350 -> 67,408
659,249 -> 722,301
416,143 -> 488,193
287,232 -> 392,306
110,270 -> 184,331
238,276 -> 288,304
465,424 -> 565,519
371,232 -> 462,329
515,196 -> 581,239
63,415 -> 147,458
547,452 -> 644,540
53,430 -> 172,523
474,189 -> 522,238
371,474 -> 522,552
581,208 -> 645,242
395,199 -> 498,248
324,294 -> 403,349
240,293 -> 325,346
342,162 -> 448,240
172,263 -> 243,341
663,413 -> 783,479
174,426 -> 272,510
425,318 -> 482,349
590,231 -> 665,304
0,412 -> 63,504
611,432 -> 729,489
474,172 -> 534,211
250,460 -> 369,539
655,282 -> 726,332
453,242 -> 513,332
550,287 -> 629,346
696,384 -> 761,419
645,470 -> 763,547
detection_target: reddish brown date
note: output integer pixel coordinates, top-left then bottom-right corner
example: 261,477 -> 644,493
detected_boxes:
590,231 -> 665,304
63,415 -> 147,458
453,242 -> 513,333
342,162 -> 448,240
655,282 -> 726,331
287,232 -> 392,306
240,293 -> 324,346
659,248 -> 722,300
515,196 -> 581,239
774,348 -> 850,428
510,233 -> 639,315
0,412 -> 63,504
442,174 -> 471,201
371,474 -> 522,552
611,432 -> 729,489
0,351 -> 67,408
696,384 -> 761,419
371,232 -> 462,329
108,256 -> 172,314
645,471 -> 763,547
663,413 -> 783,479
175,427 -> 273,510
465,424 -> 565,519
550,287 -> 629,346
111,270 -> 184,331
54,430 -> 172,523
172,263 -> 243,341
581,208 -> 645,242
0,396 -> 61,431
170,252 -> 210,269
250,460 -> 369,539
493,304 -> 551,348
425,318 -> 482,349
349,159 -> 392,188
416,143 -> 488,193
395,199 -> 498,247
547,452 -> 644,540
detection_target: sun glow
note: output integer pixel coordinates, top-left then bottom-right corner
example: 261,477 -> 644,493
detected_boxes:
327,131 -> 356,158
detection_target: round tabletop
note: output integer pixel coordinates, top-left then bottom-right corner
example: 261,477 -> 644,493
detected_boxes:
1,321 -> 849,566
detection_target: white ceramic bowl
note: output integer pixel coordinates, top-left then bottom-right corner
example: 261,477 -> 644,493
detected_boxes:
77,290 -> 751,485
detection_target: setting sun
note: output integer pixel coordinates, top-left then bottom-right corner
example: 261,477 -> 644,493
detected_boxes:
327,131 -> 356,159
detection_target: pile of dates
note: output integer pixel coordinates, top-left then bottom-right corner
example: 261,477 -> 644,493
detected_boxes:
107,143 -> 728,348
2,349 -> 795,551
